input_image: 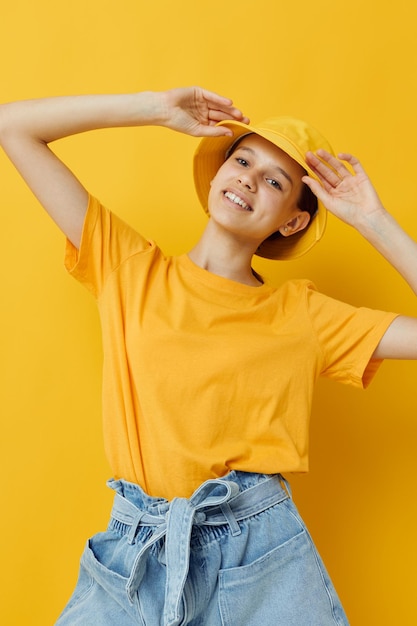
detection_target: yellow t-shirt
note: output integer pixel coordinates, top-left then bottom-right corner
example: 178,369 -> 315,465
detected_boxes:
65,196 -> 398,499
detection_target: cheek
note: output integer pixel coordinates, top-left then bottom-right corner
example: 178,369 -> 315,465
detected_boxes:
207,181 -> 221,215
207,170 -> 226,204
207,182 -> 216,207
263,191 -> 286,217
262,194 -> 296,229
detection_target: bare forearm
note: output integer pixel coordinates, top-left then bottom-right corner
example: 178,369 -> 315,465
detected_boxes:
0,91 -> 163,145
368,212 -> 417,359
0,86 -> 246,248
0,92 -> 164,247
356,209 -> 417,296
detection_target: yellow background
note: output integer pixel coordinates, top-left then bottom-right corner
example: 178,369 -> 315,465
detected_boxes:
1,1 -> 416,623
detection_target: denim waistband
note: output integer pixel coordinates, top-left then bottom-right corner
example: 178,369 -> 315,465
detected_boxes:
107,472 -> 290,626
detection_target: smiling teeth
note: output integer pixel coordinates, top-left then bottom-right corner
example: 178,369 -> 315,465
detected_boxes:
225,192 -> 252,211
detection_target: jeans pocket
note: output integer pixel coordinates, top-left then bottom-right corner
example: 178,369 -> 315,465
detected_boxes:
56,561 -> 95,622
82,534 -> 147,626
88,531 -> 136,579
218,521 -> 348,626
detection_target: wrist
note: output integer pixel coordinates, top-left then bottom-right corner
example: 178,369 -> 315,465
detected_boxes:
352,200 -> 389,236
356,206 -> 401,252
131,91 -> 169,127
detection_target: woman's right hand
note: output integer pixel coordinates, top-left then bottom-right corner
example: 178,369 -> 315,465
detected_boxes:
158,87 -> 249,137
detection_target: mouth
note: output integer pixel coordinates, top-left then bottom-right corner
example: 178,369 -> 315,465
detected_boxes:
224,191 -> 253,212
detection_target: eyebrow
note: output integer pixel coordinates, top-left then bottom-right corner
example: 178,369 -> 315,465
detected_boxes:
237,146 -> 294,186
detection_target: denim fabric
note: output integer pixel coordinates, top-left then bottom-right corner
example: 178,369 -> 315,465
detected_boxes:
55,472 -> 349,625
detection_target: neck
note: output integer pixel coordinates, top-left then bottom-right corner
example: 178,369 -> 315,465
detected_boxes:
188,223 -> 263,287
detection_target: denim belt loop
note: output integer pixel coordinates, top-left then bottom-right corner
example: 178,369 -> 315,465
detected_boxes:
220,502 -> 241,536
127,510 -> 147,545
125,478 -> 241,625
279,474 -> 292,498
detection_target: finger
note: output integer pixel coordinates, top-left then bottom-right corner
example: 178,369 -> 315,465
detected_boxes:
201,91 -> 238,115
208,108 -> 249,124
302,175 -> 330,203
199,89 -> 248,123
306,151 -> 343,187
315,149 -> 353,179
199,87 -> 234,108
188,123 -> 236,137
308,150 -> 359,190
337,152 -> 367,177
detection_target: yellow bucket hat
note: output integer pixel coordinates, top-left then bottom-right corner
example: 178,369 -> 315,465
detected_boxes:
193,117 -> 333,260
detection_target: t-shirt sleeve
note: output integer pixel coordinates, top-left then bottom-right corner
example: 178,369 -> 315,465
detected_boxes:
64,195 -> 154,297
305,284 -> 399,388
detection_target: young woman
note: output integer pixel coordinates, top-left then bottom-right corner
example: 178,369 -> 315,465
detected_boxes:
1,87 -> 416,625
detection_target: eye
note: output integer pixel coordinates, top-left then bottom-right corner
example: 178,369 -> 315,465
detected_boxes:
236,157 -> 249,167
266,178 -> 282,190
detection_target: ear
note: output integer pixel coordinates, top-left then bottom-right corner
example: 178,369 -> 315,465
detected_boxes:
278,211 -> 311,237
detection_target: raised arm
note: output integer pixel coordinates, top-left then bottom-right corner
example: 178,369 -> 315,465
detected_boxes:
303,150 -> 417,361
0,88 -> 248,248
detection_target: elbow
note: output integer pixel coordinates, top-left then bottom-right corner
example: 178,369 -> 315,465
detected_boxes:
0,103 -> 7,144
0,102 -> 18,147
0,102 -> 44,152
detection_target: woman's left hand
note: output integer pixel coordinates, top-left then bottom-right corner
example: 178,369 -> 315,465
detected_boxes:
303,150 -> 386,230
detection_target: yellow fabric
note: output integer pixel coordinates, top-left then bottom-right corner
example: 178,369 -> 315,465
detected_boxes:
65,196 -> 398,499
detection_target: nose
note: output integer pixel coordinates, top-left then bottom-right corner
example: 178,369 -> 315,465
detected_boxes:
237,171 -> 256,191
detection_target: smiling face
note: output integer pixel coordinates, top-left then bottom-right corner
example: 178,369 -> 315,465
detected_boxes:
207,134 -> 311,251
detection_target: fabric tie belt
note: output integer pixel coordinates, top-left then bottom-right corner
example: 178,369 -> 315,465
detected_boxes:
110,475 -> 289,626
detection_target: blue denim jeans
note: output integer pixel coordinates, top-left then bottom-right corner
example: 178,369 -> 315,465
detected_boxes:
55,472 -> 349,625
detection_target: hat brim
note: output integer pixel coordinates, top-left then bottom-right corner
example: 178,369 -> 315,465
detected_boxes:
193,120 -> 327,261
